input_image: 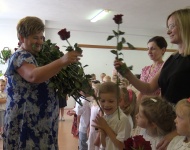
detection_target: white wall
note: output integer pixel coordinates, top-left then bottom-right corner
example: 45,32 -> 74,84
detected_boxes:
0,19 -> 177,108
45,27 -> 174,77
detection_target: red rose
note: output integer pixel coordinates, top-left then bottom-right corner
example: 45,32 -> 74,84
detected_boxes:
58,28 -> 70,40
124,137 -> 133,150
133,135 -> 146,148
113,14 -> 123,24
124,135 -> 152,150
143,141 -> 152,150
55,46 -> 60,49
133,135 -> 152,150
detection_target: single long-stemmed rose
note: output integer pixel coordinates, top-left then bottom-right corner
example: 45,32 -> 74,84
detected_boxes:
108,14 -> 135,63
58,28 -> 82,52
107,14 -> 134,119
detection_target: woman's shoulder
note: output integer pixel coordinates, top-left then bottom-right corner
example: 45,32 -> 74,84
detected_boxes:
10,50 -> 34,62
13,49 -> 33,56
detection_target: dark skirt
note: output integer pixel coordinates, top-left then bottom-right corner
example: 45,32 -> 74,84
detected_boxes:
59,95 -> 67,108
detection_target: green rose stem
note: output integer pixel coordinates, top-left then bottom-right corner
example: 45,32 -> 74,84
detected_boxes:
65,39 -> 103,113
116,24 -> 120,120
66,39 -> 72,48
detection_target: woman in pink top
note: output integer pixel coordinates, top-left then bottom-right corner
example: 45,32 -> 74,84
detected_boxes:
137,36 -> 167,101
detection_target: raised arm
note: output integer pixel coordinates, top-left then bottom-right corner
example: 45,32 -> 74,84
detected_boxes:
17,51 -> 82,83
114,60 -> 160,94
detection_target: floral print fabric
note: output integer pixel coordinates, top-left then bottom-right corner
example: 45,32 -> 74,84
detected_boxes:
3,50 -> 59,150
140,63 -> 163,96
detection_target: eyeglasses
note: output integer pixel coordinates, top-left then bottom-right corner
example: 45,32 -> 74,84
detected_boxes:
167,23 -> 176,31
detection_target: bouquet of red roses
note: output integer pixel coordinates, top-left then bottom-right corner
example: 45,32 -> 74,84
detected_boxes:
35,28 -> 93,105
124,135 -> 152,150
35,28 -> 102,108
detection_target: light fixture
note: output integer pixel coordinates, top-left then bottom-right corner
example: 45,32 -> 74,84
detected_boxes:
90,10 -> 109,22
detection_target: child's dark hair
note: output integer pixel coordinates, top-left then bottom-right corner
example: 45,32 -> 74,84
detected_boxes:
140,96 -> 176,136
98,82 -> 119,98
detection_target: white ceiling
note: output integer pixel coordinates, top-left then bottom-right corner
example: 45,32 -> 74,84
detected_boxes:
0,0 -> 189,35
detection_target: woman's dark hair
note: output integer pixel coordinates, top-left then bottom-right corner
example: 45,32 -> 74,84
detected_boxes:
148,36 -> 167,49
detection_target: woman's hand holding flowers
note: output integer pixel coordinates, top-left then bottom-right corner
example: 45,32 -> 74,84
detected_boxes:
114,59 -> 130,77
61,50 -> 82,66
35,28 -> 94,105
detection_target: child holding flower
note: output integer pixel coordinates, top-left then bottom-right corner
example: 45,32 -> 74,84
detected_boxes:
92,82 -> 131,150
134,96 -> 176,150
167,98 -> 190,150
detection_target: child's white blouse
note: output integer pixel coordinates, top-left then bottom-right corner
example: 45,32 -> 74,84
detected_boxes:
167,136 -> 190,150
135,127 -> 163,150
103,108 -> 131,150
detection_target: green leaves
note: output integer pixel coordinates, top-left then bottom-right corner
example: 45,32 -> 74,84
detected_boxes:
111,50 -> 117,55
107,35 -> 114,41
117,41 -> 123,50
35,40 -> 94,105
127,42 -> 135,49
107,15 -> 135,59
66,46 -> 73,51
107,30 -> 126,41
0,47 -> 12,64
74,43 -> 83,53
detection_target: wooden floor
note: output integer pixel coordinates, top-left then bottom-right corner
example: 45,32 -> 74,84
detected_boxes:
0,114 -> 78,150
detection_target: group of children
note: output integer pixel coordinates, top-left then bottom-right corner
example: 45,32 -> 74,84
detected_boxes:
69,72 -> 190,150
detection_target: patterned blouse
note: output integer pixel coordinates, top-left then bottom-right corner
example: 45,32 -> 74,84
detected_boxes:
140,62 -> 164,96
3,50 -> 59,150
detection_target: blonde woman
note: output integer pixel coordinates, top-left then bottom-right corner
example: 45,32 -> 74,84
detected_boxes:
114,8 -> 190,149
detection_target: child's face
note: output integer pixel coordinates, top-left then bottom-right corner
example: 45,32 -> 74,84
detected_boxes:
136,105 -> 149,128
0,81 -> 6,92
175,106 -> 190,136
99,93 -> 118,115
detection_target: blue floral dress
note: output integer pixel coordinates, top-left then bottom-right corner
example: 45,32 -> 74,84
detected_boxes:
3,50 -> 59,150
